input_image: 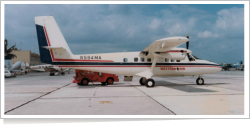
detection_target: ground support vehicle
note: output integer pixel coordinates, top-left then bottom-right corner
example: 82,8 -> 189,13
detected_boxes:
5,70 -> 11,78
73,70 -> 119,86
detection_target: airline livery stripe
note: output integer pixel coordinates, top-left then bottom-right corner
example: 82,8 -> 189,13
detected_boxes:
43,27 -> 51,46
57,65 -> 222,68
43,61 -> 221,66
52,59 -> 114,62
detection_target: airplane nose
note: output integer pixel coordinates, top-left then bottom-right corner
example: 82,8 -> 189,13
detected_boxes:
214,63 -> 222,72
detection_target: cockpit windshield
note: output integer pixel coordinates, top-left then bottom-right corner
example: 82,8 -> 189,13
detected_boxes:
191,54 -> 200,59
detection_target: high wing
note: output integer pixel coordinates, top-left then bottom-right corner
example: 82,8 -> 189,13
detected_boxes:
141,36 -> 189,56
136,36 -> 189,78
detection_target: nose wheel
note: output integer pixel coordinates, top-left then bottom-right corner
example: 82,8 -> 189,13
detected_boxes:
196,77 -> 204,85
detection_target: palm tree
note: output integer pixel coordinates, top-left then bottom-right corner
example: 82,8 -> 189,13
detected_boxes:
4,39 -> 17,60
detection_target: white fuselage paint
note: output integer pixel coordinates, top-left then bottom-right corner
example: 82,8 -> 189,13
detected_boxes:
54,51 -> 222,77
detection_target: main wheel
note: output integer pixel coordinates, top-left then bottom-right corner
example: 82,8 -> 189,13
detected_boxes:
50,72 -> 54,76
106,78 -> 114,85
81,78 -> 89,86
145,79 -> 155,87
61,72 -> 65,75
196,78 -> 204,85
139,77 -> 145,85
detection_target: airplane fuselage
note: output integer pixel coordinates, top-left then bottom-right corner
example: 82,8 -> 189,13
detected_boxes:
52,51 -> 221,77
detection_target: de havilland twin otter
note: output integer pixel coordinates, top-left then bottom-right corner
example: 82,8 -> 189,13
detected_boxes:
34,16 -> 222,87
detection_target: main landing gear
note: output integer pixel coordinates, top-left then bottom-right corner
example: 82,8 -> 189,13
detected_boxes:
196,75 -> 204,85
139,77 -> 155,87
139,75 -> 205,87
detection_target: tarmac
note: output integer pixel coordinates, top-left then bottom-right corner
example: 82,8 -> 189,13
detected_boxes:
4,70 -> 244,115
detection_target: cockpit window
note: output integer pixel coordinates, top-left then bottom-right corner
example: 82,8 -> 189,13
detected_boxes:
187,53 -> 195,61
192,55 -> 200,59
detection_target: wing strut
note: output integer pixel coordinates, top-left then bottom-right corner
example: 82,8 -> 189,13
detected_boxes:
150,57 -> 158,72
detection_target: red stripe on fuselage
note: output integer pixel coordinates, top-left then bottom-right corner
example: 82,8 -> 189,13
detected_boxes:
57,65 -> 222,68
43,26 -> 113,62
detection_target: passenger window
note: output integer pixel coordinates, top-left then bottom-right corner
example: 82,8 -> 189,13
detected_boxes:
147,58 -> 151,62
123,58 -> 128,62
165,58 -> 169,62
141,58 -> 144,62
176,60 -> 180,62
134,57 -> 138,62
171,59 -> 175,62
159,58 -> 163,62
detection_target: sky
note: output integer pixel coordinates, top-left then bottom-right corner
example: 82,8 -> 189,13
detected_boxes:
4,4 -> 245,64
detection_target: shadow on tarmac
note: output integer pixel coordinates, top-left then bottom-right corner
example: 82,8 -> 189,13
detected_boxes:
73,81 -> 230,93
154,81 -> 228,92
74,82 -> 128,89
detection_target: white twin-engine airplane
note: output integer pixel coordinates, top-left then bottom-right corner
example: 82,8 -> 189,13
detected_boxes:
34,16 -> 222,87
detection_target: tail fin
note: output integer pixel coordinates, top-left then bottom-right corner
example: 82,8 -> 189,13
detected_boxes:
34,16 -> 73,64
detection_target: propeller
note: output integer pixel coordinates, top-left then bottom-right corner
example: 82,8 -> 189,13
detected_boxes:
186,35 -> 189,49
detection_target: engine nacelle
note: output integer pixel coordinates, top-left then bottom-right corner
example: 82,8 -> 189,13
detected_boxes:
156,50 -> 187,60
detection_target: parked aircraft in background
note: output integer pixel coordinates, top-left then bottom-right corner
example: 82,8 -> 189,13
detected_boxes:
34,16 -> 222,87
30,64 -> 71,76
221,61 -> 244,71
6,61 -> 23,77
9,61 -> 22,71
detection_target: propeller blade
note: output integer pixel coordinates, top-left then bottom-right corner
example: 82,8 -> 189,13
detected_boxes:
186,35 -> 189,49
186,41 -> 189,49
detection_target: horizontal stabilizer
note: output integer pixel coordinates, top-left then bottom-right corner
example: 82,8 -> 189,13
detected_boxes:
42,46 -> 64,49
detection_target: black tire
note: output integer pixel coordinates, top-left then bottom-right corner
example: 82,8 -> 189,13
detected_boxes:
61,72 -> 65,75
25,71 -> 27,74
106,78 -> 114,85
50,72 -> 54,76
139,77 -> 145,85
196,78 -> 204,85
101,82 -> 106,86
145,79 -> 155,87
77,83 -> 83,86
81,78 -> 89,86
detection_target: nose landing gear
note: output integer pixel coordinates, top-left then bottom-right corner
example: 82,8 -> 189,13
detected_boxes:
196,76 -> 204,85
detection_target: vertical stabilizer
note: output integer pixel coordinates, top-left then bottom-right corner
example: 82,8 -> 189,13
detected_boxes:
35,16 -> 73,64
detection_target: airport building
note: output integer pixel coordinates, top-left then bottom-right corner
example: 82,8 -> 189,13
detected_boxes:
10,50 -> 43,66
